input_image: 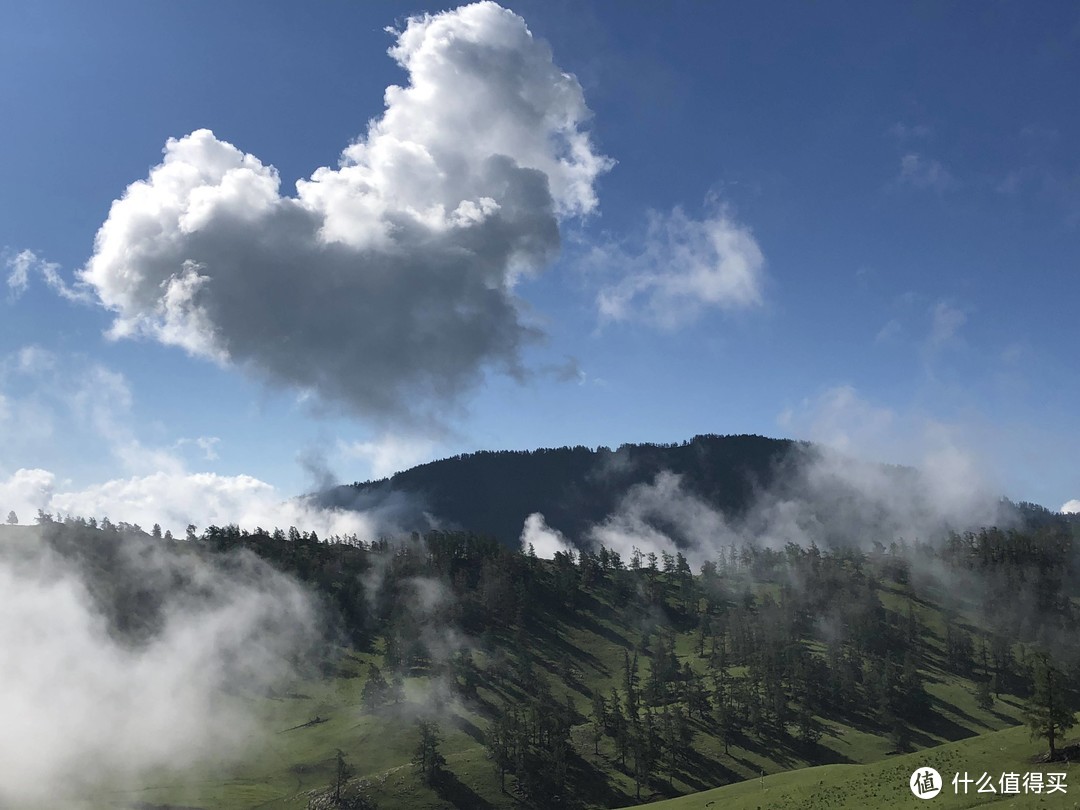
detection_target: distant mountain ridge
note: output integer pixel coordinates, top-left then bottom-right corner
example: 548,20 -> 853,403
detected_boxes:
322,433 -> 1076,549
324,434 -> 803,546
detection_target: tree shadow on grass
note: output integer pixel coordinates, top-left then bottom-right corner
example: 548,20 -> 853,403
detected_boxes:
527,617 -> 609,675
435,769 -> 495,810
730,730 -> 797,768
674,746 -> 742,792
792,737 -> 853,765
988,705 -> 1019,725
911,698 -> 980,742
566,749 -> 630,809
937,697 -> 987,729
451,711 -> 486,745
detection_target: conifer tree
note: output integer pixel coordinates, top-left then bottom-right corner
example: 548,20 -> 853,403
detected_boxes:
590,691 -> 607,755
412,719 -> 445,785
1025,653 -> 1077,760
361,663 -> 388,712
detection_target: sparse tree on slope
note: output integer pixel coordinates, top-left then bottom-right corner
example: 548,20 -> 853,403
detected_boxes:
590,691 -> 606,755
309,750 -> 376,810
412,719 -> 445,785
1025,653 -> 1077,760
333,749 -> 354,804
361,663 -> 388,713
485,706 -> 515,792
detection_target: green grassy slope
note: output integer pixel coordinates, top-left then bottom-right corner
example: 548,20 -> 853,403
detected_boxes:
622,722 -> 1080,809
72,574 -> 1031,810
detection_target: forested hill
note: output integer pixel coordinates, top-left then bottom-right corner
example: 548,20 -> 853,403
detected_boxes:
15,515 -> 1080,808
327,434 -> 801,547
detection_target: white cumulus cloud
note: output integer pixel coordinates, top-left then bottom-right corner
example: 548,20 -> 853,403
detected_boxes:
0,468 -> 389,539
0,468 -> 56,523
57,471 -> 385,538
78,2 -> 611,427
1062,499 -> 1080,514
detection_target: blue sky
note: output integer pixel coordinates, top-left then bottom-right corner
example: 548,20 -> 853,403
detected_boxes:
2,0 -> 1078,531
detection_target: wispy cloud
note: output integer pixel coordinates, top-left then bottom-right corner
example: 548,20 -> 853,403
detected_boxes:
778,384 -> 896,458
595,206 -> 766,329
175,436 -> 221,462
338,433 -> 438,481
70,365 -> 185,477
874,317 -> 903,344
4,249 -> 90,303
0,347 -> 392,536
995,125 -> 1080,225
888,122 -> 933,141
894,153 -> 955,193
926,300 -> 967,352
542,355 -> 586,384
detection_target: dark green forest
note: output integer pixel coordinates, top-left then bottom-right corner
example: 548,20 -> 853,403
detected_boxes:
331,434 -> 801,544
330,434 -> 1063,554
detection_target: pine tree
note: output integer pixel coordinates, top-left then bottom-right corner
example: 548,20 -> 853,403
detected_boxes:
673,704 -> 693,764
389,671 -> 405,705
333,749 -> 354,804
361,663 -> 388,713
485,707 -> 514,792
629,719 -> 649,800
412,719 -> 445,784
687,669 -> 711,720
609,689 -> 628,767
713,700 -> 735,755
623,651 -> 640,721
590,691 -> 607,755
795,705 -> 822,746
1024,653 -> 1077,760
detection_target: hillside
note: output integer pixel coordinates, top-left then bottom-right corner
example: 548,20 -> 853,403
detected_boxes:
323,435 -> 1075,552
327,435 -> 810,546
617,722 -> 1079,809
6,513 -> 1077,809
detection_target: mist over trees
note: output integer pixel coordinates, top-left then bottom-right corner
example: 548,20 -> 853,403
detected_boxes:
0,516 -> 322,806
332,434 -> 1066,556
8,487 -> 1080,807
6,433 -> 1080,806
335,434 -> 797,545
